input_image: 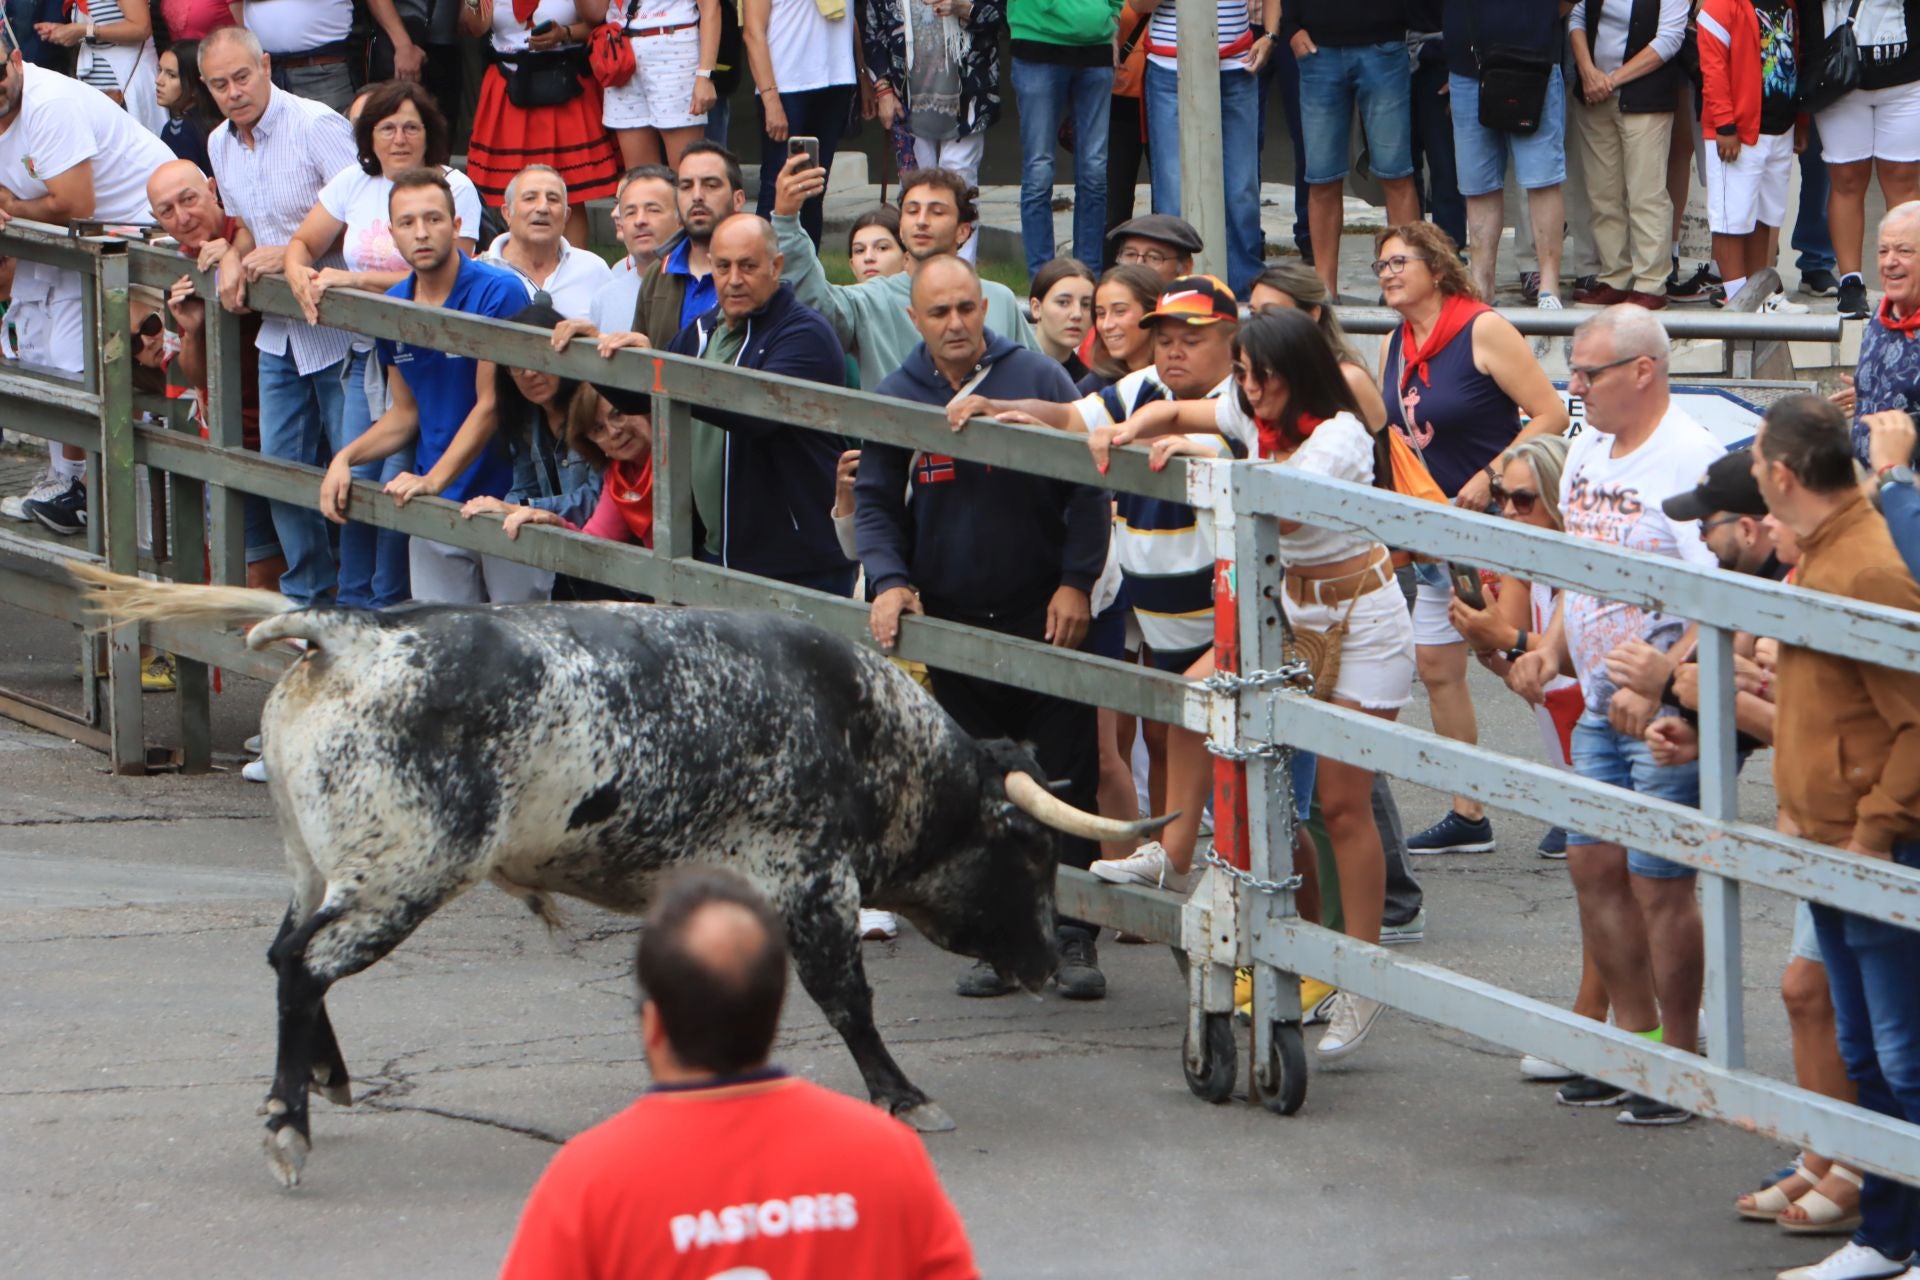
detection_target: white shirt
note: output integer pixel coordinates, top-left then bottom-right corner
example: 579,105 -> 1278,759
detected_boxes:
0,66 -> 175,303
1559,404 -> 1724,712
319,164 -> 484,274
1215,404 -> 1381,565
590,256 -> 645,333
1569,0 -> 1688,73
492,0 -> 586,53
209,84 -> 360,373
481,233 -> 608,320
245,0 -> 354,53
764,0 -> 856,91
613,0 -> 701,26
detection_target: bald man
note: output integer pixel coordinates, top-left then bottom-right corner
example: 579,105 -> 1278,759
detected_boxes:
501,867 -> 978,1279
856,255 -> 1113,1002
650,213 -> 852,594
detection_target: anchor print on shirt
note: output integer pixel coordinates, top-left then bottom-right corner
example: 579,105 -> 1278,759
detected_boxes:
1396,382 -> 1435,452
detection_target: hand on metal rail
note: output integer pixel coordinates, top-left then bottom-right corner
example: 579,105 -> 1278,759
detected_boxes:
194,238 -> 229,273
946,393 -> 994,432
1086,423 -> 1128,475
1606,687 -> 1656,739
241,244 -> 287,282
216,248 -> 251,315
550,318 -> 599,351
595,330 -> 651,360
286,261 -> 321,326
385,471 -> 441,507
1146,435 -> 1212,472
501,507 -> 563,541
868,585 -> 921,652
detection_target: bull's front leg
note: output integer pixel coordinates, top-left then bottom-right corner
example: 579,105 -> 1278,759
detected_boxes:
782,888 -> 956,1134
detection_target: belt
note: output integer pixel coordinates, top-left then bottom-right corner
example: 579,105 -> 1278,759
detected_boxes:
1284,549 -> 1391,608
273,52 -> 349,68
623,19 -> 698,36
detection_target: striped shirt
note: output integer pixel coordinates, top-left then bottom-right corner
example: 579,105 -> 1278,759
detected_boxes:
76,0 -> 130,92
1146,0 -> 1257,70
1073,368 -> 1236,658
208,85 -> 359,374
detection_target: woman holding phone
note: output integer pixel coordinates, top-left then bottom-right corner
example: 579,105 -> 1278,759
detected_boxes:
744,0 -> 858,245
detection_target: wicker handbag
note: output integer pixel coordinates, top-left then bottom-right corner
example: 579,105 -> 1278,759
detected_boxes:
1279,584 -> 1365,702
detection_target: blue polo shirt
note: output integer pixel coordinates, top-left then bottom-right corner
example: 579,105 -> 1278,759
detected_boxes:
666,236 -> 717,329
378,255 -> 533,503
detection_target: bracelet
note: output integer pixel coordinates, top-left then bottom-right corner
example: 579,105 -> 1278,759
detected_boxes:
759,85 -> 779,96
694,67 -> 713,78
874,83 -> 895,98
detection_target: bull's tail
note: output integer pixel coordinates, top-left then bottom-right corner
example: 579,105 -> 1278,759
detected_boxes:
67,563 -> 367,652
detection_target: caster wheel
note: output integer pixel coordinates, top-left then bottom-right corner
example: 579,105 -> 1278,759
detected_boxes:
1252,1021 -> 1308,1115
1183,1011 -> 1237,1104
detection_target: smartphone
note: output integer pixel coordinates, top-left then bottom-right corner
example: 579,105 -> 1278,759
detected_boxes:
531,18 -> 556,34
788,135 -> 821,172
1448,561 -> 1486,611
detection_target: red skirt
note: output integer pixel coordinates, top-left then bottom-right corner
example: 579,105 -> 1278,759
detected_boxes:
467,65 -> 622,209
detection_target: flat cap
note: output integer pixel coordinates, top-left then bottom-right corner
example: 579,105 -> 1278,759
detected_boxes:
1105,214 -> 1204,256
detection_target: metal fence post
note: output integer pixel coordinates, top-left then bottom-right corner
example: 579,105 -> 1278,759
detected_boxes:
164,394 -> 212,773
1696,624 -> 1746,1068
95,243 -> 143,773
204,280 -> 247,587
1174,0 -> 1229,283
651,391 -> 697,562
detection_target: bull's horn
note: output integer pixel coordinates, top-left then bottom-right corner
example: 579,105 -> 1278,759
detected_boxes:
1003,772 -> 1179,842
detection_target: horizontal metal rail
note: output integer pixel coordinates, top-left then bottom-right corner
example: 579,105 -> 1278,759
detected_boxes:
1339,304 -> 1844,341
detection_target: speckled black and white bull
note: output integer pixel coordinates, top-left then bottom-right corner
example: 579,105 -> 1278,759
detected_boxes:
73,565 -> 1169,1189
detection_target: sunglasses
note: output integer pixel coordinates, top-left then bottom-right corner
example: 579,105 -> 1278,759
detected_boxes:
138,311 -> 164,338
1490,485 -> 1540,516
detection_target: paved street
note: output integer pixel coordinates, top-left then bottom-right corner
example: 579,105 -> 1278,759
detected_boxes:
0,586 -> 1841,1280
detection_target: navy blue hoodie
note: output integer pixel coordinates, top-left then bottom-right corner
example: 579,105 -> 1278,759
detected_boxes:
857,332 -> 1110,621
666,281 -> 852,583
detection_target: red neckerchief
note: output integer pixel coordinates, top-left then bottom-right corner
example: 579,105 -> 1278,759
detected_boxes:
512,0 -> 540,26
1878,296 -> 1920,336
1256,412 -> 1325,461
1397,293 -> 1492,393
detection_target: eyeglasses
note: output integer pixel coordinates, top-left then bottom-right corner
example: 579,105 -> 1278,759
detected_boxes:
138,312 -> 164,338
1490,485 -> 1539,516
1699,514 -> 1745,533
374,120 -> 425,139
1567,354 -> 1642,384
1117,247 -> 1176,267
1369,254 -> 1430,277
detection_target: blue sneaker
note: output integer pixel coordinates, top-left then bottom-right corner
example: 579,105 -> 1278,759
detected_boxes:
1407,812 -> 1495,855
1538,826 -> 1569,859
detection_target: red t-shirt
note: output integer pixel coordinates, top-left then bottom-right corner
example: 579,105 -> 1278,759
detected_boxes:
499,1075 -> 978,1280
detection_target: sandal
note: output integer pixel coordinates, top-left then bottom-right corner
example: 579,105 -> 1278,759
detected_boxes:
1780,1165 -> 1865,1236
1738,1158 -> 1814,1221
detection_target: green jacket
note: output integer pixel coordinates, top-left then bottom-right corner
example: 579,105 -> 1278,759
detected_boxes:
1008,0 -> 1123,47
772,213 -> 1038,392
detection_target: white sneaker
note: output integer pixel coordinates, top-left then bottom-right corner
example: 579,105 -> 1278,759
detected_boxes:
1777,1243 -> 1913,1280
858,909 -> 898,941
1,466 -> 62,520
1315,992 -> 1384,1060
1088,840 -> 1191,893
243,732 -> 263,755
242,758 -> 269,784
1765,291 -> 1811,315
1520,1053 -> 1578,1081
1537,292 -> 1564,310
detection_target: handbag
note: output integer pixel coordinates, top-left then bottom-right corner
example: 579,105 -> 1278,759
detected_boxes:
1378,341 -> 1451,505
1470,4 -> 1552,134
1278,570 -> 1369,702
497,47 -> 587,109
1112,10 -> 1151,100
587,19 -> 636,89
1804,0 -> 1867,115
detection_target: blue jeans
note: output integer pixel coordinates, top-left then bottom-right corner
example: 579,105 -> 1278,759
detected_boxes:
1143,61 -> 1264,294
1794,120 -> 1837,273
1010,57 -> 1113,273
754,83 -> 856,246
1566,710 -> 1700,879
332,349 -> 412,609
1810,843 -> 1920,1260
1296,40 -> 1414,184
257,348 -> 347,607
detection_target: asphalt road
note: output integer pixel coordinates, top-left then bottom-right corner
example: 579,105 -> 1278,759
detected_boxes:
0,600 -> 1837,1280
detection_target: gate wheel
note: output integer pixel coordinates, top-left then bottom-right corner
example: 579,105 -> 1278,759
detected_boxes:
1252,1021 -> 1308,1115
1183,1012 -> 1237,1104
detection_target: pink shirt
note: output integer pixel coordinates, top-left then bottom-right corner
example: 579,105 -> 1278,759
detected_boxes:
163,0 -> 237,41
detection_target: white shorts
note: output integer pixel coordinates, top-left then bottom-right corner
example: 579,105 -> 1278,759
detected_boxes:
12,294 -> 85,377
408,537 -> 554,604
1283,571 -> 1416,711
1704,131 -> 1793,235
1411,577 -> 1464,647
1815,81 -> 1920,165
602,25 -> 705,131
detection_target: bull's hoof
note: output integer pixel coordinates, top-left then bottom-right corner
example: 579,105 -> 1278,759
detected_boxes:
263,1124 -> 310,1190
311,1064 -> 351,1107
894,1100 -> 956,1133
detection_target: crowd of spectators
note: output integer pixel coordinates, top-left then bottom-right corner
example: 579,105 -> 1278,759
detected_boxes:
4,4 -> 1920,1276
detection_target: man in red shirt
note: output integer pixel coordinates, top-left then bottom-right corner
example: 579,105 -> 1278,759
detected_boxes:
499,868 -> 979,1280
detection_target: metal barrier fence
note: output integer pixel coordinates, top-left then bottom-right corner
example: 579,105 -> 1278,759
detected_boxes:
4,222 -> 1920,1189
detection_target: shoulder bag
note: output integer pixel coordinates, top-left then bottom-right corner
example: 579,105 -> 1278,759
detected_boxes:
1471,4 -> 1553,135
1804,0 -> 1867,115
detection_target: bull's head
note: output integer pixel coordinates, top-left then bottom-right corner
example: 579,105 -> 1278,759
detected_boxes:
892,739 -> 1176,992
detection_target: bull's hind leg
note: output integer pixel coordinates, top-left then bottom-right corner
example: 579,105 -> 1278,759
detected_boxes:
264,905 -> 352,1109
780,879 -> 956,1134
262,861 -> 482,1189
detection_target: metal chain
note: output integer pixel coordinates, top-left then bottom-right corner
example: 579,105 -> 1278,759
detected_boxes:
1198,661 -> 1314,697
1199,846 -> 1305,895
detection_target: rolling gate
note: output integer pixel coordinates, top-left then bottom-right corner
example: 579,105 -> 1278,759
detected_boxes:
2,224 -> 1919,1187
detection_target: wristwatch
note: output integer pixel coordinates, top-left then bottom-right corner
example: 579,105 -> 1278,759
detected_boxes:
694,68 -> 713,78
1502,628 -> 1529,665
1881,463 -> 1917,490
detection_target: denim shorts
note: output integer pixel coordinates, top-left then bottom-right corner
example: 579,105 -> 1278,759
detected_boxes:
1447,69 -> 1568,196
1567,710 -> 1700,879
1297,41 -> 1415,184
1790,899 -> 1824,965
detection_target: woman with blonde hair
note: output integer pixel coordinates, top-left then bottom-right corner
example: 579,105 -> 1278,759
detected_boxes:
1248,262 -> 1386,429
1373,220 -> 1569,859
